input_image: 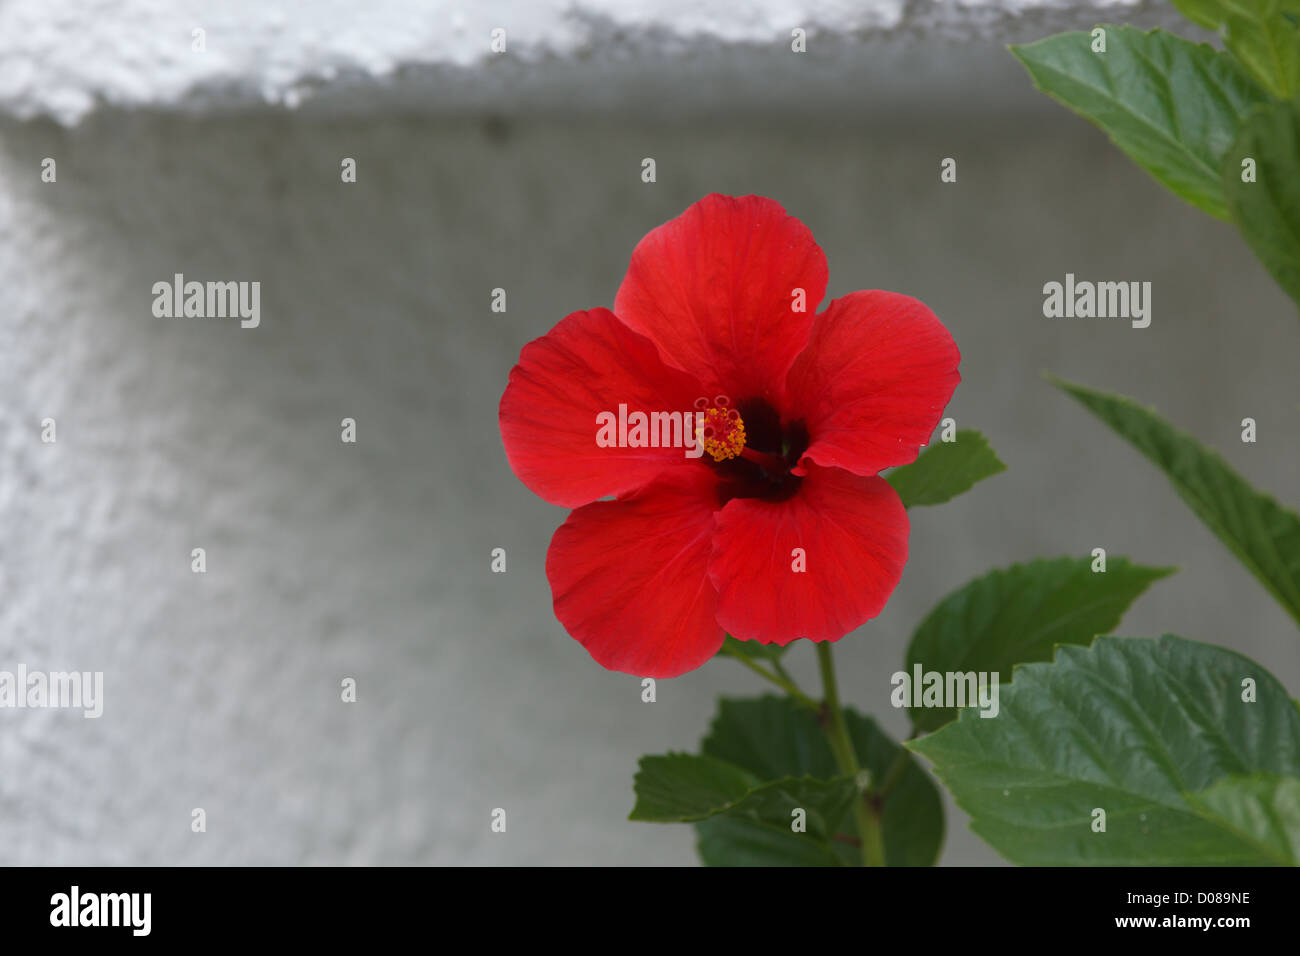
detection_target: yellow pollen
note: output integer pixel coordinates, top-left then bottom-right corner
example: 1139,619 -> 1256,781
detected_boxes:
697,406 -> 746,462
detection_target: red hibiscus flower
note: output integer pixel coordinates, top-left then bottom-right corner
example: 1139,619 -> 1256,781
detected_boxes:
499,194 -> 960,678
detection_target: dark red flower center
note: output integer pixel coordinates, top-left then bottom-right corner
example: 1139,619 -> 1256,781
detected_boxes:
709,398 -> 808,505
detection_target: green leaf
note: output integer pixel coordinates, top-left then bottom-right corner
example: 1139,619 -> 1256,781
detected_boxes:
694,814 -> 845,866
1052,376 -> 1300,628
629,753 -> 759,822
904,556 -> 1175,733
1010,26 -> 1269,220
694,696 -> 944,866
700,696 -> 839,781
717,634 -> 788,663
1223,100 -> 1300,309
1188,774 -> 1300,865
886,429 -> 1007,508
629,752 -> 858,843
910,635 -> 1300,865
726,777 -> 859,841
1172,0 -> 1300,99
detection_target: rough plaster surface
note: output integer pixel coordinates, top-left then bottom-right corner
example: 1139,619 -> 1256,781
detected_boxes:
2,101 -> 1298,865
0,0 -> 1192,124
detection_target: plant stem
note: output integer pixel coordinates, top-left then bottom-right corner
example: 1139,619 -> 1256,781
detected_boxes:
815,643 -> 886,867
876,746 -> 911,803
771,657 -> 797,686
722,646 -> 820,712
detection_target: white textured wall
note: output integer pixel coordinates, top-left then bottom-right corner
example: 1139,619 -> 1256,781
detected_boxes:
2,2 -> 1297,866
2,0 -> 1180,125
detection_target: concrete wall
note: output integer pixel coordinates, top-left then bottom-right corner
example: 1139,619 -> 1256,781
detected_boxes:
1,4 -> 1297,865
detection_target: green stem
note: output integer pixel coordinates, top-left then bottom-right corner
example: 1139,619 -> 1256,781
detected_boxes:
815,643 -> 886,867
722,647 -> 820,712
876,746 -> 911,803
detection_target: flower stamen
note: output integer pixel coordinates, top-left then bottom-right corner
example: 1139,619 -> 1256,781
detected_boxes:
696,405 -> 746,462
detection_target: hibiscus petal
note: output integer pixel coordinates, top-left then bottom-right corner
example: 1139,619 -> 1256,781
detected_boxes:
499,308 -> 706,508
709,464 -> 908,645
547,468 -> 724,678
786,291 -> 960,476
614,194 -> 828,406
